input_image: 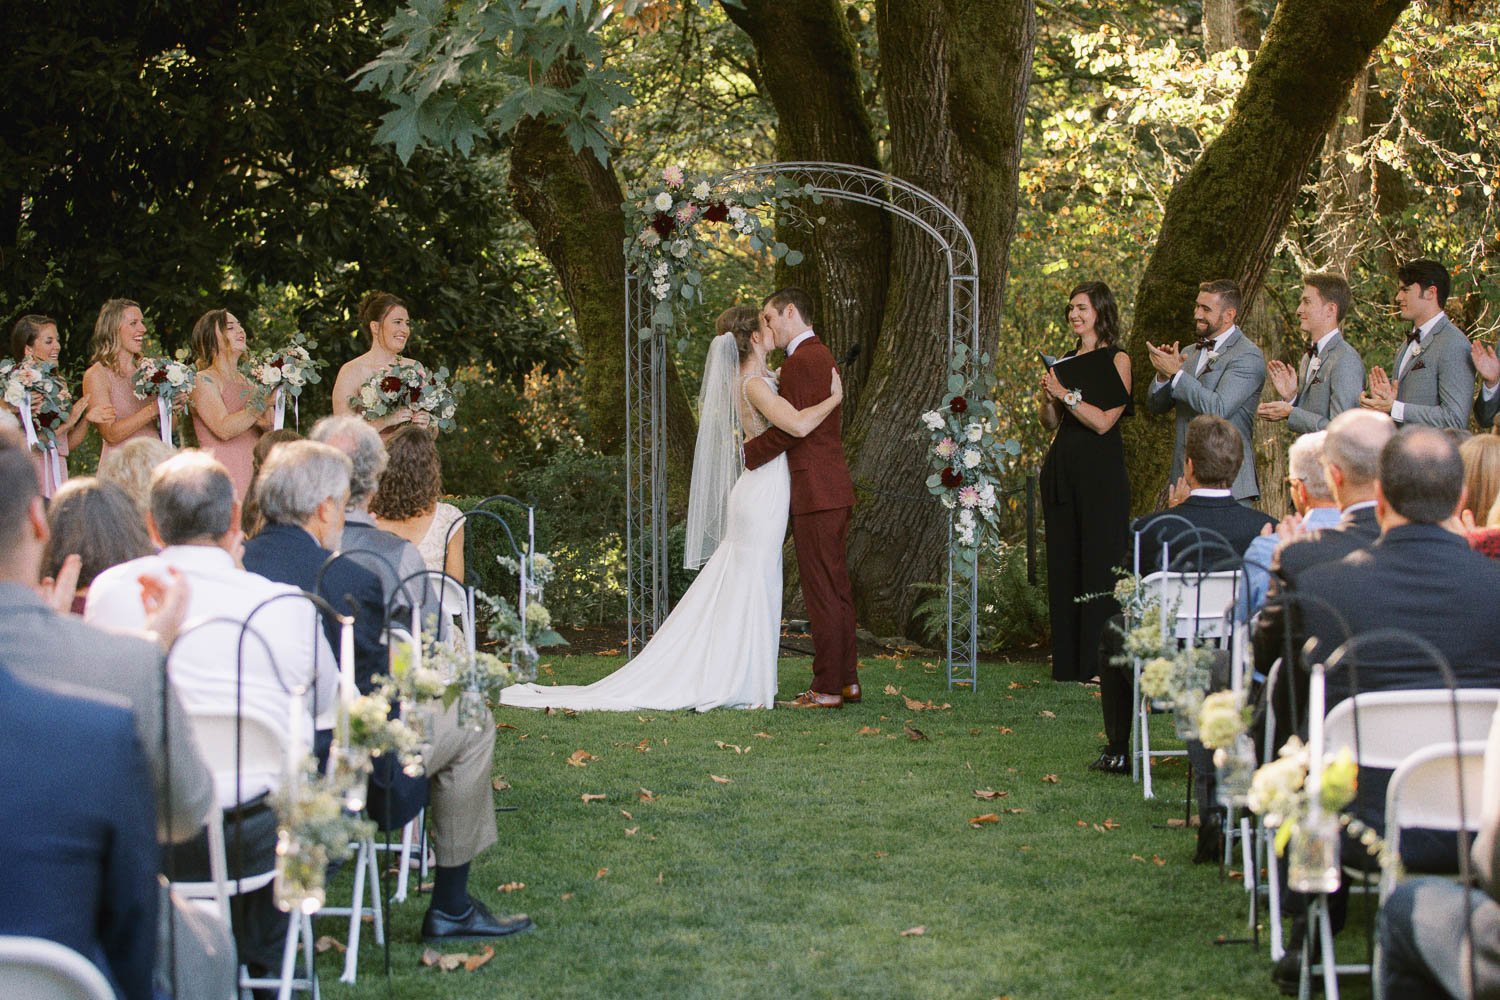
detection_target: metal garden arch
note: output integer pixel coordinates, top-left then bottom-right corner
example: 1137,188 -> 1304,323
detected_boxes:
625,161 -> 982,690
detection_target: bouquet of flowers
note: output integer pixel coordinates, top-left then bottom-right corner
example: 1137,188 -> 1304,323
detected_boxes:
132,355 -> 196,410
921,344 -> 1022,574
249,333 -> 324,428
0,358 -> 73,449
350,359 -> 462,432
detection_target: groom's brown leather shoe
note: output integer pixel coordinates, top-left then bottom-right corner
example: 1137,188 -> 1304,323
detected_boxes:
778,690 -> 842,709
841,684 -> 862,703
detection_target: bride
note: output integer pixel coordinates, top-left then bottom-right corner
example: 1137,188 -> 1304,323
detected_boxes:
500,305 -> 842,711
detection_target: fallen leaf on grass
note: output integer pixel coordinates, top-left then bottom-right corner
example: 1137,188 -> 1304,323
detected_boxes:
620,809 -> 634,820
497,882 -> 525,893
491,777 -> 511,791
874,851 -> 889,858
752,731 -> 773,739
1039,710 -> 1057,719
464,946 -> 495,971
625,826 -> 639,836
1041,774 -> 1059,784
995,727 -> 1014,735
1152,855 -> 1166,866
637,788 -> 658,801
1166,818 -> 1187,828
596,868 -> 609,879
495,722 -> 518,731
968,813 -> 1001,828
1008,681 -> 1025,690
1076,820 -> 1088,828
561,892 -> 575,901
580,793 -> 606,803
715,741 -> 747,754
635,739 -> 651,752
421,945 -> 494,972
973,789 -> 1008,800
883,684 -> 901,696
902,694 -> 952,711
1130,854 -> 1146,863
857,726 -> 882,735
636,715 -> 654,723
1006,807 -> 1028,814
709,774 -> 732,784
1102,818 -> 1120,830
566,749 -> 597,768
315,936 -> 347,954
904,724 -> 928,741
899,926 -> 927,937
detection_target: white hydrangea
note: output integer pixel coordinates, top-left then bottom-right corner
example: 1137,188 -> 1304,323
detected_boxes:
961,447 -> 982,469
921,410 -> 945,431
965,423 -> 983,442
359,385 -> 379,409
670,240 -> 690,259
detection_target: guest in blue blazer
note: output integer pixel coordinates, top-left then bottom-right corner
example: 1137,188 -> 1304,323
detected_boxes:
0,663 -> 158,999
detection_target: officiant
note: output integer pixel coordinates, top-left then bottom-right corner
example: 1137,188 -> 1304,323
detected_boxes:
1038,281 -> 1134,695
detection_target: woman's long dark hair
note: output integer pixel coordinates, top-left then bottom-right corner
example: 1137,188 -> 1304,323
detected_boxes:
1067,280 -> 1120,348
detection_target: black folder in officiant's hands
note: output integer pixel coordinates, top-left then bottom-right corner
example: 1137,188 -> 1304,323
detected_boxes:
1041,348 -> 1130,410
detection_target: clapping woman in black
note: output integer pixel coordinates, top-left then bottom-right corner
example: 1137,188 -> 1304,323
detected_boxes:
1038,281 -> 1134,767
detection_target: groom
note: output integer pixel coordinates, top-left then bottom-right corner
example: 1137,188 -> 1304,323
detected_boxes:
743,287 -> 859,708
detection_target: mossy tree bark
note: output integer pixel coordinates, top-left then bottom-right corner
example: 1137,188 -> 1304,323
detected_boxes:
1123,0 -> 1410,513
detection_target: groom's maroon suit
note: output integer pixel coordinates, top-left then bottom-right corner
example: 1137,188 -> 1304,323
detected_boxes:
742,333 -> 858,696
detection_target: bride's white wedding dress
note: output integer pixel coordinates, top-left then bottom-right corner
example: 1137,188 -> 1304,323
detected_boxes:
500,374 -> 787,711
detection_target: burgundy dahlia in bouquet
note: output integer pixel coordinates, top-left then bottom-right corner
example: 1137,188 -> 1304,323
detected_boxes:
351,359 -> 463,432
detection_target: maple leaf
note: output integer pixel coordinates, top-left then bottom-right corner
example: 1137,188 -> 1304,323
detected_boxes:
565,749 -> 597,768
883,684 -> 901,696
1041,774 -> 1060,783
624,826 -> 639,836
973,789 -> 1008,800
315,936 -> 347,954
899,926 -> 927,937
497,882 -> 525,893
857,726 -> 882,735
709,774 -> 732,784
491,777 -> 511,791
968,813 -> 1001,827
580,793 -> 606,803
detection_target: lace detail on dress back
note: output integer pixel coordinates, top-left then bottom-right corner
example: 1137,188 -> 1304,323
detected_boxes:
738,374 -> 777,438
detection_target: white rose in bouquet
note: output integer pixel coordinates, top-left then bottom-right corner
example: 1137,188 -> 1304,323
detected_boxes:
166,364 -> 188,386
260,366 -> 283,385
3,381 -> 24,407
961,447 -> 982,469
359,385 -> 378,409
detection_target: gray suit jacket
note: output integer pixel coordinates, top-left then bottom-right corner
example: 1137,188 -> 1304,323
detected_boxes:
1147,326 -> 1266,500
341,512 -> 446,637
1393,315 -> 1474,428
1288,332 -> 1364,434
0,583 -> 214,844
1475,355 -> 1500,430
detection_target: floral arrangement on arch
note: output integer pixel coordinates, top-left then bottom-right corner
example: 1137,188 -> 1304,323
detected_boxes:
623,164 -> 806,331
920,344 -> 1022,574
132,355 -> 196,411
0,358 -> 73,448
350,359 -> 463,432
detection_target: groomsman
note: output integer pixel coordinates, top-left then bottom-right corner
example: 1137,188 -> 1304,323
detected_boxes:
1360,258 -> 1474,427
1472,335 -> 1500,430
1147,278 -> 1266,504
1257,272 -> 1364,433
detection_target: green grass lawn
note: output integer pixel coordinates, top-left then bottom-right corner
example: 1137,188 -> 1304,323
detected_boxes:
314,654 -> 1364,999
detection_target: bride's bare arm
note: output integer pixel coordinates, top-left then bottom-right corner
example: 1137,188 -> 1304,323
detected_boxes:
744,371 -> 843,438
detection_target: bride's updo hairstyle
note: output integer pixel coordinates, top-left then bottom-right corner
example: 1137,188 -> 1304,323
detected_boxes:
715,305 -> 759,360
358,291 -> 406,342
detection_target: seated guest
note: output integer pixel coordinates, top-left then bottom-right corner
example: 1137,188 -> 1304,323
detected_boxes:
1377,699 -> 1500,998
0,663 -> 158,1000
40,477 -> 153,615
308,416 -> 438,631
240,427 -> 301,538
1461,433 -> 1500,527
1133,414 -> 1276,570
1253,409 -> 1394,679
373,424 -> 466,579
97,436 -> 176,515
243,440 -> 532,943
1241,431 -> 1339,615
85,450 -> 338,977
1275,427 -> 1500,990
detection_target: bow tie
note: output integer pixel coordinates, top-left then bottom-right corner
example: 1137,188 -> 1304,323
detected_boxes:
1406,328 -> 1422,343
1305,343 -> 1319,359
1195,338 -> 1214,352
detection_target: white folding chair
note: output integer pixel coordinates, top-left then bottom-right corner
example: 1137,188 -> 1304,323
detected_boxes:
1380,739 -> 1488,902
178,707 -> 319,1000
436,573 -> 475,652
0,937 -> 115,1000
315,829 -> 383,984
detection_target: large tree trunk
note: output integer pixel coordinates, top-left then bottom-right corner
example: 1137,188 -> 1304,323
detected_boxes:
721,0 -> 890,403
840,0 -> 1035,634
1123,0 -> 1410,512
508,112 -> 697,485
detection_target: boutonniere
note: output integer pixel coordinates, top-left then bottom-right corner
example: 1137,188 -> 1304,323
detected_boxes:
1200,349 -> 1222,374
1308,355 -> 1323,375
1409,340 -> 1424,359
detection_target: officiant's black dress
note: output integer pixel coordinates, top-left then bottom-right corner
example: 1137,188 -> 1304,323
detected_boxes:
1041,345 -> 1132,683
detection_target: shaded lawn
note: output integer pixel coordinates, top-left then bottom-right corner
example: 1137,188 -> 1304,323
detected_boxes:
316,654 -> 1347,999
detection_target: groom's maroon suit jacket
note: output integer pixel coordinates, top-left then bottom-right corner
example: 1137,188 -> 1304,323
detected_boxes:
742,335 -> 854,513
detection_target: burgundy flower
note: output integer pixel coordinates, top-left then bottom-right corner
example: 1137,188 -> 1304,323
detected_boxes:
151,370 -> 168,384
408,386 -> 422,404
271,358 -> 286,369
651,212 -> 677,238
379,375 -> 402,394
949,395 -> 968,415
702,202 -> 730,224
940,467 -> 963,489
37,410 -> 59,429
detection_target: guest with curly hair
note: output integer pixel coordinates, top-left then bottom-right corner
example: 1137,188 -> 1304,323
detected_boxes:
372,424 -> 464,581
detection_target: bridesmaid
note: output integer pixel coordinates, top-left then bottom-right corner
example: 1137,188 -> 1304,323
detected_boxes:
331,291 -> 432,437
189,309 -> 272,500
9,315 -> 94,493
82,299 -> 158,459
1036,281 -> 1134,769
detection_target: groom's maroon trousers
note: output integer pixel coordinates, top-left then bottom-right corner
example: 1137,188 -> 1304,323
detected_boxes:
742,334 -> 858,696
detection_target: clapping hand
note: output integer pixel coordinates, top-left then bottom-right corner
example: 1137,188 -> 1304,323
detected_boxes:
1267,359 -> 1299,400
37,553 -> 82,614
1145,341 -> 1185,379
1257,400 -> 1293,422
1360,366 -> 1397,413
1040,368 -> 1068,402
1474,341 -> 1500,389
140,567 -> 190,650
1166,474 -> 1191,508
1275,512 -> 1307,545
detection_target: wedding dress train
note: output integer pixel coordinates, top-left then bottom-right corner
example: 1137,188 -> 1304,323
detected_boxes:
500,390 -> 787,712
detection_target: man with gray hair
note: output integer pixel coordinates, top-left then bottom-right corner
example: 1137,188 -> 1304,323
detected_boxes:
1241,431 -> 1340,614
86,449 -> 339,978
241,440 -> 531,944
308,416 -> 439,636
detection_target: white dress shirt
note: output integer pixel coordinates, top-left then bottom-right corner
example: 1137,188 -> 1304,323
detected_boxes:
785,329 -> 816,357
86,545 -> 338,806
1291,328 -> 1341,404
1391,312 -> 1448,423
1164,326 -> 1238,387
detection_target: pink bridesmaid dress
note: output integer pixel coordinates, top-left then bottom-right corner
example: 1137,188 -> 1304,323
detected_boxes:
191,374 -> 261,500
98,365 -> 159,461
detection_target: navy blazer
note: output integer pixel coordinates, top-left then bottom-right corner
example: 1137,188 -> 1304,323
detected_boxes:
242,522 -> 428,830
1133,494 -> 1276,572
0,664 -> 158,1000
